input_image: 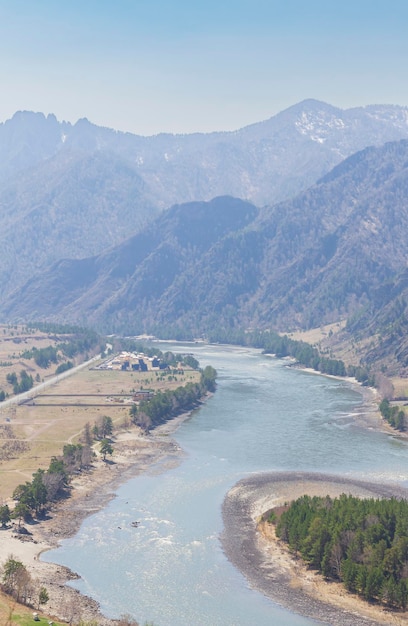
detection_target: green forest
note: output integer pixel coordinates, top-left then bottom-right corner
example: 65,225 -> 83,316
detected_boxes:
272,494 -> 408,609
379,398 -> 406,431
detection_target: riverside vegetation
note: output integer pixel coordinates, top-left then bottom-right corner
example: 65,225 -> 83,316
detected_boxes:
129,364 -> 217,430
0,325 -> 403,622
379,398 -> 406,432
2,365 -> 218,523
208,326 -> 408,433
234,325 -> 408,616
208,327 -> 373,383
0,341 -> 215,626
270,494 -> 408,610
3,352 -> 216,523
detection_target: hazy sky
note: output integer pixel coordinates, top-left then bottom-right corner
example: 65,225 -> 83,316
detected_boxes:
1,0 -> 408,135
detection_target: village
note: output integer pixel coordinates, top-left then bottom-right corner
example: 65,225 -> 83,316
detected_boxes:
97,350 -> 169,372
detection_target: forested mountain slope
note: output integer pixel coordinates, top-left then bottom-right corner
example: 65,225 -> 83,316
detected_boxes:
1,196 -> 259,333
2,100 -> 408,295
4,126 -> 408,371
4,138 -> 408,377
0,150 -> 158,293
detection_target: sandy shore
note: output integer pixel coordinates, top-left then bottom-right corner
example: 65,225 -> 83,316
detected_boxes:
222,472 -> 408,626
0,418 -> 188,625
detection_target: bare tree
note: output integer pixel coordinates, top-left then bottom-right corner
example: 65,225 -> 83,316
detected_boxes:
1,555 -> 33,604
375,373 -> 394,400
117,614 -> 139,626
81,444 -> 93,467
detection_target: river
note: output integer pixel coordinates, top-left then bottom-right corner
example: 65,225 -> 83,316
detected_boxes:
42,344 -> 408,625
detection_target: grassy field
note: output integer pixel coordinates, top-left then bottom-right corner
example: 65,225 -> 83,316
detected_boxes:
287,320 -> 376,368
0,324 -> 97,401
287,320 -> 347,345
0,328 -> 201,500
0,326 -> 61,392
288,321 -> 386,374
390,377 -> 408,398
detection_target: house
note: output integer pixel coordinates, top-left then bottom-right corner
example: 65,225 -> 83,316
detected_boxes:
132,390 -> 154,401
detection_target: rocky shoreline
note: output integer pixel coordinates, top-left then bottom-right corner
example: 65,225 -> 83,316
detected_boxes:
0,422 -> 188,625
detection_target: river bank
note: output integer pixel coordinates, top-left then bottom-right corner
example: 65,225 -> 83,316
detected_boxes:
0,359 -> 399,626
294,362 -> 408,441
222,472 -> 408,626
219,373 -> 408,626
0,418 -> 189,625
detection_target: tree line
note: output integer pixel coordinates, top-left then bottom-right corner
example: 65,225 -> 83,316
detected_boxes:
22,322 -> 100,364
130,365 -> 217,430
9,443 -> 93,524
21,345 -> 58,368
379,398 -> 406,431
112,324 -> 374,388
4,414 -> 116,527
207,327 -> 373,384
272,493 -> 408,609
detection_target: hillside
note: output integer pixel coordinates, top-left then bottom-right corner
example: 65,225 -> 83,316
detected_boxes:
5,140 -> 408,373
0,196 -> 259,333
0,150 -> 158,292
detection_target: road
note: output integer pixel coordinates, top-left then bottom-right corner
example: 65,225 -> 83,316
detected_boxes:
0,353 -> 102,413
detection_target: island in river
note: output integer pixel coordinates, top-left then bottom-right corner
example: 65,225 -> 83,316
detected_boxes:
222,471 -> 408,626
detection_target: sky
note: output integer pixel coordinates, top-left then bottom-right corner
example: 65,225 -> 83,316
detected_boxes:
1,0 -> 408,135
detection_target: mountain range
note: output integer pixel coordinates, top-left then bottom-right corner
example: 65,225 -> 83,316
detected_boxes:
4,137 -> 408,374
3,101 -> 408,374
2,99 -> 408,295
3,101 -> 408,209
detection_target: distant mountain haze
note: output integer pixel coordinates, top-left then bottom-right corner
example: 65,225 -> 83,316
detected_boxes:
2,100 -> 408,207
5,139 -> 408,376
0,150 -> 158,293
0,196 -> 259,329
3,102 -> 408,373
2,99 -> 408,296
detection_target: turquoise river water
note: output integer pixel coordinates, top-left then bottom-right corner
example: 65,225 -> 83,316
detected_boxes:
42,343 -> 408,625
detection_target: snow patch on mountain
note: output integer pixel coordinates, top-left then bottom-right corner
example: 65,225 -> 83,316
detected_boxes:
295,111 -> 346,143
364,106 -> 408,128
